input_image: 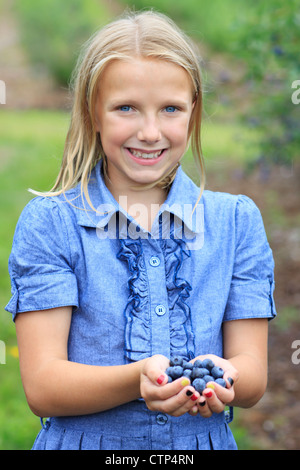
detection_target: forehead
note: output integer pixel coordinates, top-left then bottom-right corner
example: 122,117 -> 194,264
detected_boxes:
98,57 -> 194,101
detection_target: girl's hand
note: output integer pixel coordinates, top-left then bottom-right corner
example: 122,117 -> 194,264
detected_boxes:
189,354 -> 239,418
140,355 -> 201,417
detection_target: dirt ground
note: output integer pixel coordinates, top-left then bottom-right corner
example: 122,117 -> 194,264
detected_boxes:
1,1 -> 299,450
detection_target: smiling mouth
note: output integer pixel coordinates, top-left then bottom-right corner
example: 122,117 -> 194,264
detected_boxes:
128,148 -> 165,159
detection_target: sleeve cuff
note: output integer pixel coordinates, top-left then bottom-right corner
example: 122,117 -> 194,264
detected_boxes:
5,272 -> 79,321
224,280 -> 276,322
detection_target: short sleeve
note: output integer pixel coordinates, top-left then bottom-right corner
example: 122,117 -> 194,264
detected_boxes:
224,195 -> 276,321
5,197 -> 79,321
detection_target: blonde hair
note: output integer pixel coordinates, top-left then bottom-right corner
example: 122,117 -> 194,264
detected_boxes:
31,10 -> 205,210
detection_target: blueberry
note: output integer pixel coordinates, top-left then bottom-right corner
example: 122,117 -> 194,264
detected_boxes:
171,366 -> 184,379
182,361 -> 193,370
203,375 -> 215,383
182,369 -> 193,379
211,366 -> 224,379
193,359 -> 203,368
191,367 -> 202,379
215,378 -> 226,388
192,378 -> 206,394
192,367 -> 210,379
166,367 -> 174,377
167,375 -> 173,383
201,358 -> 215,371
170,356 -> 183,367
273,46 -> 284,56
166,366 -> 182,379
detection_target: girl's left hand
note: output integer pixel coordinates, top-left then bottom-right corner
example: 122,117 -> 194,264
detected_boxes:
189,354 -> 239,418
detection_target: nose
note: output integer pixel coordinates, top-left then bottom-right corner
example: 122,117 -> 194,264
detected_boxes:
137,115 -> 162,143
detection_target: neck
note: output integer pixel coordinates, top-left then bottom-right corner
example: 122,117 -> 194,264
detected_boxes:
105,178 -> 167,232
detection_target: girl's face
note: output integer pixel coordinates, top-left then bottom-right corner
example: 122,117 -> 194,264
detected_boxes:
95,57 -> 195,196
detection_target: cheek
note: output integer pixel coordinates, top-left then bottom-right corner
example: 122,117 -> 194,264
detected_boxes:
166,120 -> 190,147
101,117 -> 135,147
99,122 -> 123,152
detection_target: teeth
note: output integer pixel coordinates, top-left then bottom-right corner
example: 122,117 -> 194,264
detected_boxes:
130,149 -> 163,159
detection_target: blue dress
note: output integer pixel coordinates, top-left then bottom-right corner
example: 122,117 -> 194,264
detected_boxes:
5,163 -> 276,450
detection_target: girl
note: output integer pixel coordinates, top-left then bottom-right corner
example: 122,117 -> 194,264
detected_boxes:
6,10 -> 276,450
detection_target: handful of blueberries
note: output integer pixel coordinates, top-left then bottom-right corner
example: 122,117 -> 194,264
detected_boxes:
165,356 -> 227,394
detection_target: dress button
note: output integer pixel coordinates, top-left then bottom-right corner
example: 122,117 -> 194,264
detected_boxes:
156,413 -> 168,425
155,304 -> 166,316
149,256 -> 160,267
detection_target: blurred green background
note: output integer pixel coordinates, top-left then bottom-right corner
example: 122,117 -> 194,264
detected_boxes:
1,0 -> 299,450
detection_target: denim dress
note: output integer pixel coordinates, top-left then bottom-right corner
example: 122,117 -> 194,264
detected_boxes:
6,163 -> 276,450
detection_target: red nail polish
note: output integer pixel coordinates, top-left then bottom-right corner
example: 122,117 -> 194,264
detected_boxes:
157,375 -> 165,385
204,390 -> 213,398
191,394 -> 198,401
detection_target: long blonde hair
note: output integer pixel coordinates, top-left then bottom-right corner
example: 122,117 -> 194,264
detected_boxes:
31,10 -> 205,210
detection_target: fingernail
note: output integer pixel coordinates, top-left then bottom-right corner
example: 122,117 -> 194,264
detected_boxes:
191,394 -> 198,401
181,378 -> 190,387
199,401 -> 206,407
204,390 -> 213,398
157,375 -> 165,385
186,390 -> 193,397
206,383 -> 215,390
228,377 -> 234,387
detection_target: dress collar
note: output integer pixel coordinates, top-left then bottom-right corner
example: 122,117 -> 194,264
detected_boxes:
68,161 -> 203,235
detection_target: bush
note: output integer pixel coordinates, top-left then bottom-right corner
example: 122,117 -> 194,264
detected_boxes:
16,0 -> 111,85
231,0 -> 300,165
118,0 -> 249,50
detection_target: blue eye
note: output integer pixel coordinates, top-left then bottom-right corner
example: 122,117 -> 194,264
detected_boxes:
119,105 -> 132,112
165,106 -> 177,113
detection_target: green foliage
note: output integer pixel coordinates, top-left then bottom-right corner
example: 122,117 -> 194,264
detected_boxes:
0,355 -> 41,450
230,0 -> 300,165
118,0 -> 248,50
15,0 -> 112,85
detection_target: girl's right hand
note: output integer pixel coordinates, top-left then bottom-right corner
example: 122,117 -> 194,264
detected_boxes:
140,354 -> 201,417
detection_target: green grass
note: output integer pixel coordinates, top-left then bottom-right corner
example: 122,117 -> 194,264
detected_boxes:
0,354 -> 41,450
